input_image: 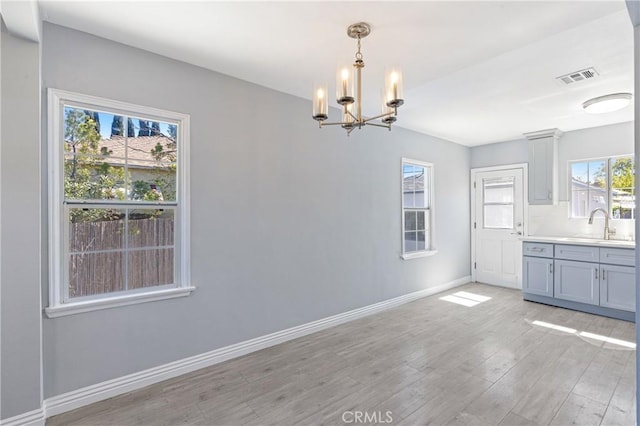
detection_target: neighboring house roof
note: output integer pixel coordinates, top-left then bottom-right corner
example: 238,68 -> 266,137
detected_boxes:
571,177 -> 607,194
571,177 -> 631,196
98,135 -> 175,169
403,173 -> 424,192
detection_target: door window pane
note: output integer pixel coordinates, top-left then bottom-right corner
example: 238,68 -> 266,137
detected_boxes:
483,205 -> 514,229
483,177 -> 514,203
483,177 -> 514,229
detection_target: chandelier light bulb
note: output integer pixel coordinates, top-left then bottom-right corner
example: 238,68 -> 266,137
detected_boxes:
312,83 -> 328,121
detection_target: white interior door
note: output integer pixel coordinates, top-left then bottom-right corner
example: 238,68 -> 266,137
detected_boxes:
472,167 -> 525,289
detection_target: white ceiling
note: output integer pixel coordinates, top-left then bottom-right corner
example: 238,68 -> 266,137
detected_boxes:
33,0 -> 634,146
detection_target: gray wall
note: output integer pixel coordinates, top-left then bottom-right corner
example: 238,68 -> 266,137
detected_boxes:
1,22 -> 43,419
470,122 -> 634,197
470,139 -> 528,169
557,122 -> 634,201
41,23 -> 471,398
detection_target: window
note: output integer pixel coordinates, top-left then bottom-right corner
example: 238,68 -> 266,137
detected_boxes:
401,159 -> 435,259
482,177 -> 515,229
570,156 -> 635,219
46,89 -> 193,317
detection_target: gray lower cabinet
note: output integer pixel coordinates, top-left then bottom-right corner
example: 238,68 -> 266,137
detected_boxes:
522,241 -> 635,320
600,264 -> 635,312
523,256 -> 553,297
553,259 -> 599,305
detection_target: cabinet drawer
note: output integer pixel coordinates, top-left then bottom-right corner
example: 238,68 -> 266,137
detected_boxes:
523,242 -> 553,258
555,244 -> 599,262
600,247 -> 635,267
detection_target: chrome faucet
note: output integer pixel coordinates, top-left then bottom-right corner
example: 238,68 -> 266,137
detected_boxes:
588,208 -> 615,240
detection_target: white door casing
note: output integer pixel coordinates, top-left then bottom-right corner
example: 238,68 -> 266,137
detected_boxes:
471,165 -> 527,289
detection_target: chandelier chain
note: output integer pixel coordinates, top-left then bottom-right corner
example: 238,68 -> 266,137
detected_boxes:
355,36 -> 363,61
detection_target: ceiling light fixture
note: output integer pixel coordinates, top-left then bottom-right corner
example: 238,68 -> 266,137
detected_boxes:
582,93 -> 632,114
312,22 -> 404,135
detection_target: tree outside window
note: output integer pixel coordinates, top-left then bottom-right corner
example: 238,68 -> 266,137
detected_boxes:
570,156 -> 635,219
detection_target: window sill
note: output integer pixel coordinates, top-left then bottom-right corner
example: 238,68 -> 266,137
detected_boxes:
401,250 -> 438,260
45,286 -> 196,318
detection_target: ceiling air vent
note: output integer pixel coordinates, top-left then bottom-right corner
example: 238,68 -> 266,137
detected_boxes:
556,68 -> 599,85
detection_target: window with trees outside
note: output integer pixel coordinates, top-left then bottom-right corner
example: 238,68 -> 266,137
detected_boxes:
402,159 -> 434,259
570,156 -> 635,219
46,89 -> 192,317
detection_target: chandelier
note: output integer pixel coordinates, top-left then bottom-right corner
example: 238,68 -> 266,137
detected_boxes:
312,22 -> 404,135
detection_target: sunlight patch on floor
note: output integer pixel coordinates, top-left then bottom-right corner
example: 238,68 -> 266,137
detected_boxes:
531,320 -> 577,334
579,331 -> 637,349
440,291 -> 492,307
529,319 -> 636,350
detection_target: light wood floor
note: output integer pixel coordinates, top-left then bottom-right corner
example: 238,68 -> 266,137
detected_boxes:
47,283 -> 636,426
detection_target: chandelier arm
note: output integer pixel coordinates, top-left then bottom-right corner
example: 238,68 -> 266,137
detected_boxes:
364,122 -> 392,129
318,121 -> 351,126
361,111 -> 396,123
347,110 -> 358,121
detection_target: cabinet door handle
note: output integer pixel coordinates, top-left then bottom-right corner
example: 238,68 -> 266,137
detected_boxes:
595,269 -> 599,280
602,270 -> 606,280
549,264 -> 553,274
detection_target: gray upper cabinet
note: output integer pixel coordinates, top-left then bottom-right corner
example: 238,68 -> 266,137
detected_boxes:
524,129 -> 562,205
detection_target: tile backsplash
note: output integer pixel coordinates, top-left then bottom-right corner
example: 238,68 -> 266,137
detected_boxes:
528,202 -> 635,241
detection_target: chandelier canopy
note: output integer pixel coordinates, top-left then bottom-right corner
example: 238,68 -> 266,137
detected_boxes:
312,22 -> 404,135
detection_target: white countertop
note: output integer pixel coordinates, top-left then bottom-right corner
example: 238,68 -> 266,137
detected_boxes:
522,236 -> 635,249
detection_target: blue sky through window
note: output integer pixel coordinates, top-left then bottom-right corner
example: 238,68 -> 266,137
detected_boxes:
64,107 -> 175,140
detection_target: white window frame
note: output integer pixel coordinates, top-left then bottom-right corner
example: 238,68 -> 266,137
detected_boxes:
401,158 -> 437,260
46,89 -> 194,318
569,155 -> 635,220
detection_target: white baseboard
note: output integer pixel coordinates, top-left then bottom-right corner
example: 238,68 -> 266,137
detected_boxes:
43,275 -> 470,418
0,409 -> 45,426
